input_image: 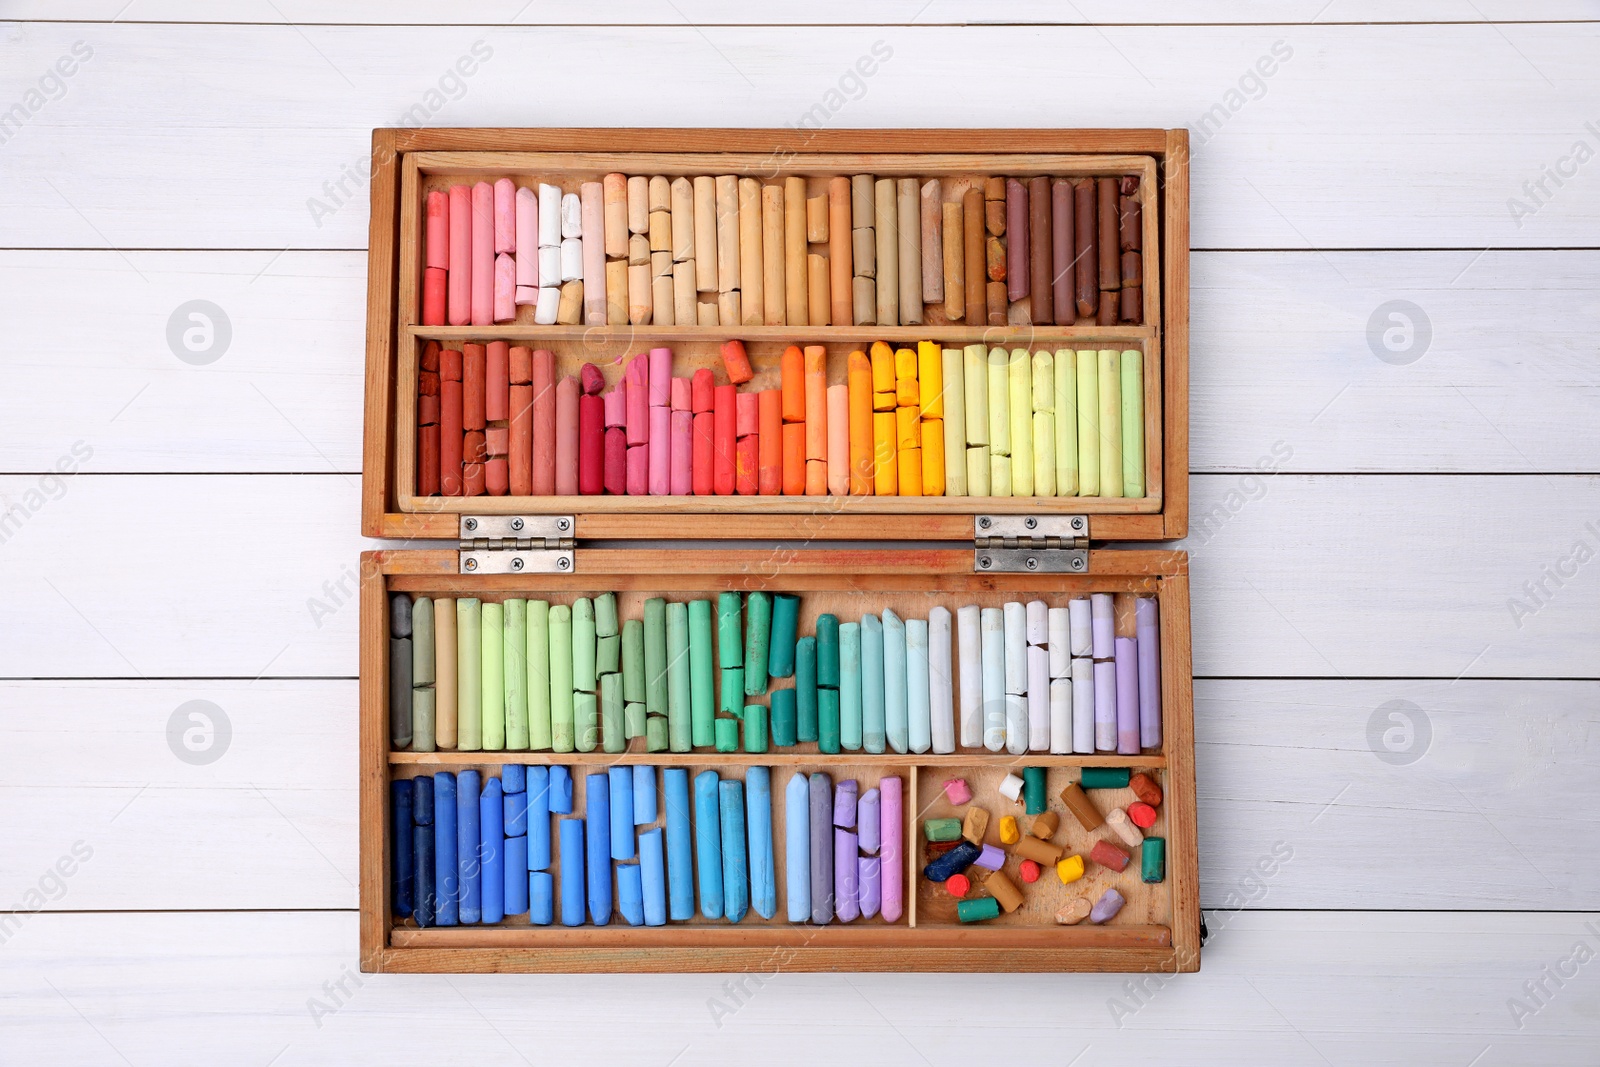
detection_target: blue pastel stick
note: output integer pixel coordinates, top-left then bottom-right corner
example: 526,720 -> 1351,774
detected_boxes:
694,770 -> 724,919
746,767 -> 776,919
883,608 -> 908,753
505,782 -> 529,837
391,780 -> 414,917
639,827 -> 667,926
861,614 -> 886,754
548,765 -> 573,814
529,871 -> 554,925
839,621 -> 862,751
785,772 -> 810,922
503,834 -> 528,914
559,818 -> 585,926
585,773 -> 612,925
617,864 -> 645,926
906,618 -> 931,755
664,768 -> 695,920
433,772 -> 458,926
527,765 -> 551,872
457,770 -> 481,923
608,765 -> 635,860
412,775 -> 434,927
502,763 -> 526,794
719,780 -> 749,923
633,765 -> 657,826
480,777 -> 505,924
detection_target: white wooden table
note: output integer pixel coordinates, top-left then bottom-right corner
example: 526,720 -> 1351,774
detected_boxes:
2,5 -> 1596,1064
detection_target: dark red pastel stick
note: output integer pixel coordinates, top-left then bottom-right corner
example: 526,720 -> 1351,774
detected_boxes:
603,427 -> 627,495
578,393 -> 604,494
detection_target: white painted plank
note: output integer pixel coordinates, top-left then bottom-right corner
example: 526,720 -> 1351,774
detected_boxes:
3,24 -> 1597,249
2,910 -> 1592,1064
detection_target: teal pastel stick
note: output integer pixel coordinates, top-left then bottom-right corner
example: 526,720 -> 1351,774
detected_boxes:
720,667 -> 745,715
746,767 -> 775,919
663,768 -> 694,920
906,617 -> 931,755
693,770 -> 724,919
818,688 -> 840,754
667,601 -> 692,752
744,591 -> 771,695
839,622 -> 862,751
717,591 -> 743,668
771,688 -> 798,748
882,608 -> 908,754
768,593 -> 800,678
816,613 -> 840,688
719,779 -> 749,923
860,614 -> 886,754
594,591 -> 618,639
689,599 -> 715,748
795,636 -> 818,743
572,597 -> 596,694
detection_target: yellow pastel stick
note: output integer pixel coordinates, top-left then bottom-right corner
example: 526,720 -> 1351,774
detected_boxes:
873,390 -> 897,412
918,340 -> 943,419
1122,349 -> 1144,498
1031,351 -> 1054,412
941,347 -> 967,496
989,451 -> 1012,497
870,340 -> 895,393
873,410 -> 898,495
987,347 -> 1009,457
895,377 -> 919,408
1053,348 -> 1078,496
895,405 -> 920,451
967,445 -> 991,496
1076,350 -> 1099,497
894,346 -> 918,381
897,446 -> 922,496
963,343 -> 988,447
1008,348 -> 1033,497
922,417 -> 946,496
1032,411 -> 1055,498
1097,348 -> 1122,498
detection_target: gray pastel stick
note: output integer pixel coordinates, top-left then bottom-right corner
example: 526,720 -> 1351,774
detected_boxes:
390,593 -> 412,639
809,772 -> 833,924
390,637 -> 413,748
411,596 -> 435,687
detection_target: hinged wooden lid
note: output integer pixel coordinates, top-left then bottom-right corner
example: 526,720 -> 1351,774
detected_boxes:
363,128 -> 1189,544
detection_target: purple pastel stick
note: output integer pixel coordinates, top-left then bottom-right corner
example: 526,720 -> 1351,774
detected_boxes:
834,829 -> 859,921
1090,887 -> 1126,924
1137,598 -> 1162,749
1115,636 -> 1140,755
857,787 -> 880,854
880,776 -> 902,922
833,779 -> 858,828
810,772 -> 833,924
1094,659 -> 1117,752
858,855 -> 881,918
648,347 -> 672,407
973,843 -> 1005,871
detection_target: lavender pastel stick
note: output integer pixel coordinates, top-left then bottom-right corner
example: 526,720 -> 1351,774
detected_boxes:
833,778 -> 858,829
1137,597 -> 1162,748
785,771 -> 811,922
1094,658 -> 1117,751
1115,635 -> 1140,754
809,772 -> 833,923
857,787 -> 880,855
880,775 -> 903,922
1090,593 -> 1114,659
858,855 -> 881,918
835,829 -> 859,922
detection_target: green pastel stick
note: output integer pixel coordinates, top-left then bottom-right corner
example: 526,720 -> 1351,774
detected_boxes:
743,591 -> 771,695
645,716 -> 668,752
644,598 -> 668,718
528,600 -> 551,751
548,604 -> 574,753
717,591 -> 743,668
666,601 -> 692,752
838,621 -> 862,751
795,636 -> 818,743
504,598 -> 529,750
411,596 -> 435,687
411,688 -> 436,753
818,687 -> 840,754
456,598 -> 482,751
574,691 -> 598,753
743,705 -> 769,753
601,672 -> 624,753
714,717 -> 740,753
768,594 -> 800,678
770,688 -> 798,747
625,702 -> 646,739
621,618 -> 645,704
1054,348 -> 1078,496
689,599 -> 715,748
596,634 -> 620,676
481,602 -> 505,750
816,614 -> 840,688
572,597 -> 597,694
720,667 -> 745,715
594,591 -> 619,638
1076,349 -> 1099,497
1121,349 -> 1145,499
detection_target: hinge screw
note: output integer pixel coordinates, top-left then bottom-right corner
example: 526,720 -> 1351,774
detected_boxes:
557,517 -> 572,532
1025,556 -> 1039,570
557,556 -> 572,570
1071,517 -> 1084,531
463,557 -> 478,572
510,557 -> 525,571
510,518 -> 524,532
464,517 -> 478,532
1024,517 -> 1038,530
976,555 -> 992,569
978,517 -> 992,530
1071,557 -> 1085,571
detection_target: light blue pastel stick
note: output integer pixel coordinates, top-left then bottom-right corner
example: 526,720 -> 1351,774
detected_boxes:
617,863 -> 645,926
527,765 -> 551,872
906,618 -> 931,754
693,770 -> 724,920
663,768 -> 694,920
719,779 -> 749,923
785,771 -> 811,922
608,765 -> 635,861
838,622 -> 862,751
882,608 -> 908,754
633,764 -> 657,826
860,614 -> 886,754
745,768 -> 775,919
639,827 -> 667,926
558,818 -> 584,926
585,773 -> 611,925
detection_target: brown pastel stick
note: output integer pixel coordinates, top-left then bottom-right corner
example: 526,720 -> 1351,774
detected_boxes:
962,188 -> 985,326
942,200 -> 964,321
1097,177 -> 1119,292
874,179 -> 898,326
852,226 -> 875,279
1122,249 -> 1142,288
1073,179 -> 1097,319
1120,190 -> 1141,252
531,349 -> 556,496
419,423 -> 440,496
1005,179 -> 1028,303
462,430 -> 486,496
1121,285 -> 1141,323
1030,811 -> 1060,839
852,277 -> 875,326
920,179 -> 943,303
603,173 -> 627,259
715,176 -> 739,299
556,280 -> 583,325
984,176 -> 1005,235
762,184 -> 786,325
738,178 -> 764,326
808,254 -> 830,326
806,194 -> 829,243
1097,290 -> 1119,325
1129,772 -> 1163,807
1051,179 -> 1074,325
440,351 -> 462,496
1012,836 -> 1063,866
462,344 -> 486,431
1059,782 -> 1103,831
986,237 -> 1006,283
827,177 -> 853,328
694,176 -> 718,292
987,281 -> 1006,326
1028,176 -> 1052,325
961,806 -> 989,844
985,869 -> 1024,913
784,176 -> 807,326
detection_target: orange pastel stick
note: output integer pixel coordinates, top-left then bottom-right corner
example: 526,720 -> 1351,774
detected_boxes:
804,345 -> 827,461
758,388 -> 782,495
781,345 -> 805,422
897,446 -> 923,496
873,412 -> 898,496
735,434 -> 759,495
721,338 -> 754,384
826,384 -> 849,496
921,417 -> 946,496
782,422 -> 807,494
847,350 -> 874,495
870,340 -> 895,394
805,458 -> 827,495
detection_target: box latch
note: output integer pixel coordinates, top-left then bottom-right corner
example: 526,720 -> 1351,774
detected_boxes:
973,515 -> 1089,573
459,515 -> 576,574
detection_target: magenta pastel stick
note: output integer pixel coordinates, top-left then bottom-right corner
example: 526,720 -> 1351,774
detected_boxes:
515,186 -> 537,286
626,443 -> 648,495
426,189 -> 448,271
603,426 -> 627,495
880,775 -> 902,922
447,184 -> 471,326
858,855 -> 881,918
735,390 -> 758,439
670,376 -> 692,412
1115,635 -> 1140,755
625,355 -> 649,446
494,253 -> 515,323
554,375 -> 580,496
649,406 -> 671,495
648,347 -> 672,407
471,181 -> 494,326
494,177 -> 515,254
670,410 -> 693,495
834,829 -> 859,922
1137,598 -> 1162,749
603,387 -> 626,428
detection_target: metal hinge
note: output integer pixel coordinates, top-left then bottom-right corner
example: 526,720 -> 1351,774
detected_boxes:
972,515 -> 1089,573
458,515 -> 576,574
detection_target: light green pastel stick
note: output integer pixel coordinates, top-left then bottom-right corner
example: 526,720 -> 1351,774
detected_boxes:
1054,348 -> 1078,496
601,672 -> 624,753
594,591 -> 618,638
504,598 -> 529,750
989,450 -> 1011,497
1098,348 -> 1123,498
963,343 -> 988,446
645,716 -> 668,753
456,598 -> 482,751
721,667 -> 745,715
839,621 -> 862,750
644,598 -> 667,717
1008,348 -> 1033,497
714,717 -> 740,753
548,603 -> 574,753
481,602 -> 504,750
1033,411 -> 1055,498
527,600 -> 551,751
986,347 -> 1010,457
574,691 -> 598,753
1121,349 -> 1145,498
411,688 -> 436,753
596,634 -> 620,676
622,618 -> 645,705
572,597 -> 596,694
411,596 -> 435,687
1076,349 -> 1099,497
688,599 -> 715,748
666,601 -> 692,752
626,702 -> 647,739
966,444 -> 990,496
941,347 -> 967,496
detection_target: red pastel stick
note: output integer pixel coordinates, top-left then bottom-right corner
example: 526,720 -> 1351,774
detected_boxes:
713,384 -> 736,496
419,424 -> 440,496
462,344 -> 486,431
426,189 -> 448,270
462,430 -> 486,496
691,367 -> 715,413
531,349 -> 556,495
736,391 -> 759,438
509,383 -> 532,495
485,341 -> 509,422
670,410 -> 693,495
735,434 -> 758,495
422,267 -> 446,326
578,393 -> 604,494
440,349 -> 463,497
485,457 -> 508,496
692,412 -> 714,496
721,338 -> 754,384
447,184 -> 471,326
757,388 -> 781,495
603,427 -> 627,495
555,375 -> 579,496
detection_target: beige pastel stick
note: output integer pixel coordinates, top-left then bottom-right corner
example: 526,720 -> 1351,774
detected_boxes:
806,194 -> 829,243
898,179 -> 922,325
694,176 -> 718,292
651,273 -> 672,326
671,177 -> 694,262
762,184 -> 785,325
852,226 -> 875,279
852,276 -> 876,326
698,300 -> 718,325
874,179 -> 899,326
603,173 -> 628,259
607,259 -> 629,325
920,179 -> 943,303
715,176 -> 739,296
673,260 -> 696,323
784,176 -> 807,326
942,200 -> 964,321
629,262 -> 652,325
434,597 -> 457,748
580,183 -> 606,324
627,176 -> 649,234
738,178 -> 764,326
827,177 -> 853,327
649,176 -> 670,212
718,291 -> 741,326
808,254 -> 831,326
851,175 -> 874,228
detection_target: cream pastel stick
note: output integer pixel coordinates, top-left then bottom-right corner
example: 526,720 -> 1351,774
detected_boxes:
784,176 -> 807,326
897,178 -> 921,325
1054,348 -> 1078,495
986,347 -> 1009,462
1097,348 -> 1123,498
874,179 -> 898,326
628,175 -> 649,234
762,184 -> 785,325
580,183 -> 606,325
928,606 -> 954,754
694,176 -> 717,293
739,178 -> 764,326
671,177 -> 694,262
603,173 -> 628,258
827,177 -> 853,328
716,176 -> 739,317
1121,349 -> 1144,498
963,344 -> 988,447
1076,350 -> 1099,496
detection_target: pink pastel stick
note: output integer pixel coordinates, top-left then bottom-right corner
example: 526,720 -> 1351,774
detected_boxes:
425,190 -> 448,271
648,347 -> 672,406
515,284 -> 538,306
603,427 -> 627,495
579,182 -> 606,324
670,410 -> 693,495
471,181 -> 494,326
494,178 -> 515,254
447,185 -> 471,326
648,406 -> 671,495
625,355 -> 649,446
554,375 -> 580,496
827,384 -> 850,495
670,376 -> 691,411
735,391 -> 758,438
626,443 -> 648,495
494,253 -> 515,323
880,775 -> 902,923
603,387 -> 626,428
515,187 -> 537,286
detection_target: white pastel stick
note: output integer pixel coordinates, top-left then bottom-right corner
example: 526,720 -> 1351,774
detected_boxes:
1027,644 -> 1049,751
560,238 -> 583,282
1094,659 -> 1117,751
1048,607 -> 1070,678
980,607 -> 1006,752
1069,598 -> 1093,657
956,605 -> 982,749
1003,601 -> 1027,695
1091,593 -> 1114,659
559,191 -> 582,239
515,187 -> 537,286
929,606 -> 955,755
579,183 -> 606,324
883,608 -> 907,754
1049,677 -> 1072,754
539,183 -> 562,245
1026,599 -> 1048,645
906,618 -> 930,755
539,245 -> 561,288
1005,692 -> 1027,756
515,285 -> 538,306
1071,657 -> 1094,753
999,773 -> 1025,802
534,287 -> 560,325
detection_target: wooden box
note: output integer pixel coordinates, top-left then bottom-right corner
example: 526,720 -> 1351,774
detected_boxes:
360,129 -> 1196,973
